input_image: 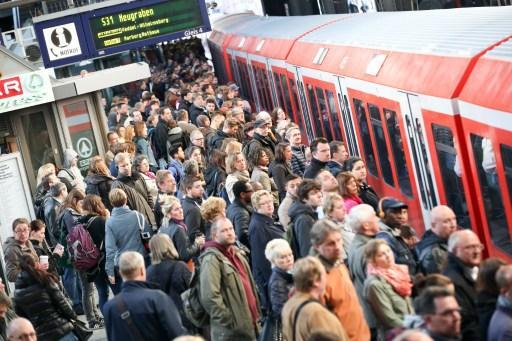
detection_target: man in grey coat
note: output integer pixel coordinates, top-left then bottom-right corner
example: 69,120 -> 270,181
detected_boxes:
346,204 -> 380,339
105,188 -> 149,292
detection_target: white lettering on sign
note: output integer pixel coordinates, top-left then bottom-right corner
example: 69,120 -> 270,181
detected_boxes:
0,70 -> 54,114
76,137 -> 93,158
42,23 -> 82,61
0,79 -> 22,99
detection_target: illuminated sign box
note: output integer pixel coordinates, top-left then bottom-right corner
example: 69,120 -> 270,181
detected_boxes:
34,0 -> 211,68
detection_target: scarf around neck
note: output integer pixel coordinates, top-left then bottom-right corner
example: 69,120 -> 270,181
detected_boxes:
367,262 -> 412,297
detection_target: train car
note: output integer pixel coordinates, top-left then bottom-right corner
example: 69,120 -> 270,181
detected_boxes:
208,7 -> 512,261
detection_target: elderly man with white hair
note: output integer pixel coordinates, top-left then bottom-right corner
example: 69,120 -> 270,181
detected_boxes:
345,204 -> 380,339
442,229 -> 483,341
7,318 -> 37,341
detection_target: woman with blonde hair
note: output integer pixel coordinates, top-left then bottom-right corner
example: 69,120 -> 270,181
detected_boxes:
363,239 -> 413,338
85,156 -> 114,211
225,152 -> 250,203
146,234 -> 192,329
159,196 -> 205,270
200,197 -> 227,241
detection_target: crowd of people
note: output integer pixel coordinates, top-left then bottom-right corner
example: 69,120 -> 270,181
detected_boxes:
1,37 -> 512,341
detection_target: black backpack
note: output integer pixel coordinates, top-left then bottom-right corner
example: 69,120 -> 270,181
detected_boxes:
283,219 -> 300,259
181,269 -> 209,328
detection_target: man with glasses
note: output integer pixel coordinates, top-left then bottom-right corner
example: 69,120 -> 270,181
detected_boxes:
414,287 -> 462,341
442,229 -> 483,340
187,129 -> 206,160
6,318 -> 37,341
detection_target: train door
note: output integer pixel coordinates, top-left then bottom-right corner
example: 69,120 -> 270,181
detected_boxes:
334,76 -> 360,157
250,60 -> 274,112
399,93 -> 439,228
230,51 -> 258,111
293,67 -> 315,143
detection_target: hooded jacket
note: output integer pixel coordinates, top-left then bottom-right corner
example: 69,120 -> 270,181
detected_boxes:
415,229 -> 449,274
14,271 -> 76,341
3,238 -> 37,283
58,149 -> 85,191
288,200 -> 318,258
85,173 -> 113,211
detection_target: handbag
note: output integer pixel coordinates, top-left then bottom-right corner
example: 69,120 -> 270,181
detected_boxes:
259,315 -> 282,341
71,319 -> 93,341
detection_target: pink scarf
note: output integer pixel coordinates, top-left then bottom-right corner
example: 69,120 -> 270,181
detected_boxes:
367,263 -> 412,297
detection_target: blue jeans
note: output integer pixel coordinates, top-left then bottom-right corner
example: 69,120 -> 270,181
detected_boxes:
95,272 -> 120,311
62,267 -> 82,306
58,331 -> 78,341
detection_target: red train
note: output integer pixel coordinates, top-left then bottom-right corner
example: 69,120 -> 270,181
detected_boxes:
207,8 -> 512,261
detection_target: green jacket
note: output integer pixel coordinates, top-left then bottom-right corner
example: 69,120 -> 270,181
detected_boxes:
199,246 -> 260,341
363,274 -> 413,337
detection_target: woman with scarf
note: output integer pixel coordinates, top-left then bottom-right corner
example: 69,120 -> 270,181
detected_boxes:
363,239 -> 413,340
159,196 -> 205,271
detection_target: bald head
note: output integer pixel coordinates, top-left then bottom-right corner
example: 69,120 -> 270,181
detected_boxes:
430,205 -> 457,240
7,318 -> 36,340
448,230 -> 483,267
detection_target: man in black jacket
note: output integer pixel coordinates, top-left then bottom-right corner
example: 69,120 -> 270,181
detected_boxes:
188,93 -> 207,125
103,252 -> 185,340
227,180 -> 254,249
181,176 -> 205,242
153,107 -> 173,169
442,229 -> 483,341
209,118 -> 239,150
244,119 -> 276,159
304,138 -> 330,179
416,205 -> 457,274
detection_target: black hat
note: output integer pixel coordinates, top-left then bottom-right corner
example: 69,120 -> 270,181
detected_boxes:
381,198 -> 408,211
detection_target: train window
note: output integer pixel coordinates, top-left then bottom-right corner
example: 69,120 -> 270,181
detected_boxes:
280,74 -> 293,118
385,109 -> 412,197
297,80 -> 315,142
353,98 -> 378,176
326,90 -> 343,141
306,84 -> 324,137
501,144 -> 512,204
315,87 -> 333,141
470,134 -> 512,256
273,72 -> 286,110
431,125 -> 470,228
236,60 -> 254,104
339,93 -> 359,157
254,68 -> 268,110
261,68 -> 273,111
368,103 -> 394,186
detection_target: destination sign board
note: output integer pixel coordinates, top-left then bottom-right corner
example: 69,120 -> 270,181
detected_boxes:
89,0 -> 204,51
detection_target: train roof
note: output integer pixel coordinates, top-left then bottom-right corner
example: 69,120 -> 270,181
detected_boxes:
299,7 -> 512,57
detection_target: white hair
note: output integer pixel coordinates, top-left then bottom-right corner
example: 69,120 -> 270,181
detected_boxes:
119,251 -> 144,279
345,204 -> 375,233
447,229 -> 478,253
256,111 -> 271,120
265,239 -> 291,263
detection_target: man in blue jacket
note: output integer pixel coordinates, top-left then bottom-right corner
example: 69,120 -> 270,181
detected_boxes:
103,251 -> 186,340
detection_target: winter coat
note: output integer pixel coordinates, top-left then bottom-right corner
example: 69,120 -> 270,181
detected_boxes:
488,295 -> 512,341
30,239 -> 60,277
269,161 -> 292,203
248,212 -> 285,309
363,274 -> 413,337
290,145 -> 307,177
347,234 -> 377,329
112,172 -> 156,227
281,292 -> 348,341
227,199 -> 253,249
278,194 -> 294,229
416,229 -> 449,274
85,173 -> 113,211
476,290 -> 498,341
442,253 -> 481,341
105,206 -> 148,277
225,171 -> 250,203
209,130 -> 232,150
204,165 -> 226,197
189,103 -> 206,125
134,136 -> 157,168
159,220 -> 200,262
167,158 -> 184,186
327,160 -> 344,177
268,267 -> 293,319
303,157 -> 327,179
153,119 -> 170,161
43,197 -> 62,247
318,256 -> 371,341
359,182 -> 379,212
146,258 -> 192,318
199,245 -> 260,340
288,201 -> 318,258
103,280 -> 186,341
14,271 -> 76,341
376,222 -> 417,275
245,133 -> 276,160
3,238 -> 37,283
182,197 -> 205,243
250,167 -> 278,206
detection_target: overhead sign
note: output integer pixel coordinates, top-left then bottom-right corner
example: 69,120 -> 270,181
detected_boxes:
0,70 -> 54,113
33,0 -> 211,68
42,22 -> 83,61
88,0 -> 204,53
